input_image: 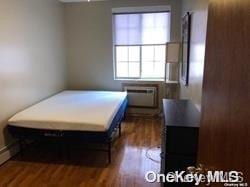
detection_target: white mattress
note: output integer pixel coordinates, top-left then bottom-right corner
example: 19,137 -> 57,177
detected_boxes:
8,91 -> 127,132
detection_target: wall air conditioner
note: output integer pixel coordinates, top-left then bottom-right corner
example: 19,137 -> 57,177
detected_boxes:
123,85 -> 158,108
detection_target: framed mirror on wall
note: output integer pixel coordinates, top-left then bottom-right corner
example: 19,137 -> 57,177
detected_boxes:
181,12 -> 191,86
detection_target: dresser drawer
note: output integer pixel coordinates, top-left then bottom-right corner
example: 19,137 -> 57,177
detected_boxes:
165,127 -> 199,156
163,155 -> 196,187
165,154 -> 196,172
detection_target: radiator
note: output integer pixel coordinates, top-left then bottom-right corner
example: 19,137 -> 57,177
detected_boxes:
123,85 -> 157,108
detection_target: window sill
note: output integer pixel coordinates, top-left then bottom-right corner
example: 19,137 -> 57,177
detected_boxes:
114,78 -> 165,82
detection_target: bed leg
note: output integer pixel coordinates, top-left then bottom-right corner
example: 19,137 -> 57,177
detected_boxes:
107,139 -> 112,164
65,140 -> 71,160
118,122 -> 121,137
123,112 -> 126,120
19,138 -> 25,158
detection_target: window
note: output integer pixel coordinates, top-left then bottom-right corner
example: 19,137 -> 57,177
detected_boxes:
113,11 -> 170,80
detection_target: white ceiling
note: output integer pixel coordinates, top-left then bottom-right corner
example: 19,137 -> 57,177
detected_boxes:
59,0 -> 108,2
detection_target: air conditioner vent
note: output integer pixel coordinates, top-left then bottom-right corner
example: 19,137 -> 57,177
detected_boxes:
123,84 -> 158,108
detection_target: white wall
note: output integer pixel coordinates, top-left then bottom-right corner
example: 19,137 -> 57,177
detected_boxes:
0,0 -> 66,153
179,0 -> 209,110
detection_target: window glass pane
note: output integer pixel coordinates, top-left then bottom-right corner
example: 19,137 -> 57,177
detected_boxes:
116,45 -> 166,79
142,46 -> 154,61
117,62 -> 128,77
129,46 -> 140,61
114,11 -> 169,79
116,46 -> 128,62
154,45 -> 166,61
141,62 -> 154,78
129,62 -> 140,77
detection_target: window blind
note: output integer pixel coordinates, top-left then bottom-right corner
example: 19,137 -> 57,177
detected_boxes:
113,12 -> 170,45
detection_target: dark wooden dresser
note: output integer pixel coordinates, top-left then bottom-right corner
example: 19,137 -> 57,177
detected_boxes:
161,99 -> 200,186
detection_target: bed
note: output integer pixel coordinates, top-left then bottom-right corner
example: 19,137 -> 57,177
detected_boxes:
8,90 -> 128,163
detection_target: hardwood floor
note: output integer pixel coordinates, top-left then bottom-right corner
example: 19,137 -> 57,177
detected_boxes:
0,117 -> 161,187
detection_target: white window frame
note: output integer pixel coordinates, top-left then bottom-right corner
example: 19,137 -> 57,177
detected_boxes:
112,6 -> 171,81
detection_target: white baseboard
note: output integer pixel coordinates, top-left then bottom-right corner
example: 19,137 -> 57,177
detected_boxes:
0,142 -> 20,165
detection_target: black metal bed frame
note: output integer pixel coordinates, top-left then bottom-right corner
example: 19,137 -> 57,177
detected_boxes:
8,98 -> 128,164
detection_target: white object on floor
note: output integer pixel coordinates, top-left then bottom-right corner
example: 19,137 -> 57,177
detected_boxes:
146,146 -> 161,163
